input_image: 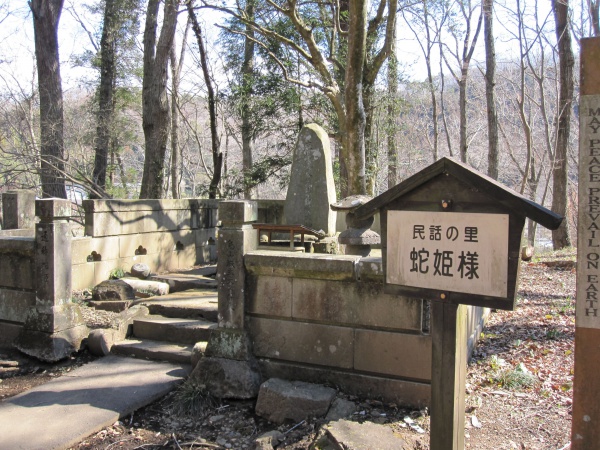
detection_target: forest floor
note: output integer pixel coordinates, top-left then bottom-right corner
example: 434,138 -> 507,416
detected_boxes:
0,248 -> 576,449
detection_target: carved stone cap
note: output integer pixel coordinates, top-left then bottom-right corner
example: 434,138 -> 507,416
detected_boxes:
330,195 -> 372,212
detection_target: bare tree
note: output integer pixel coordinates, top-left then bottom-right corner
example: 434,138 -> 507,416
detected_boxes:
440,0 -> 483,164
29,0 -> 67,198
483,0 -> 499,179
551,0 -> 574,248
187,0 -> 222,199
140,0 -> 178,199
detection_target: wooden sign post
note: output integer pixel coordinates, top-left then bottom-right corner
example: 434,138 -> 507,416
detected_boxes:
572,37 -> 600,449
355,158 -> 562,450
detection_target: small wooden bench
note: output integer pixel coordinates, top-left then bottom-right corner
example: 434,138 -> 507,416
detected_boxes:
252,223 -> 326,248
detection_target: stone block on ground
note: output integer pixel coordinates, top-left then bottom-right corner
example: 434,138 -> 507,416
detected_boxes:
311,419 -> 407,450
325,398 -> 357,421
121,277 -> 169,296
254,430 -> 284,450
255,378 -> 336,424
189,356 -> 262,399
87,328 -> 119,356
191,341 -> 207,368
131,263 -> 151,278
88,300 -> 132,312
92,279 -> 135,301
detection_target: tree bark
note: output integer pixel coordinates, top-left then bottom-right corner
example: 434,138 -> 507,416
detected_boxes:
188,0 -> 222,199
387,22 -> 398,189
341,0 -> 368,196
140,0 -> 178,199
30,0 -> 67,199
92,0 -> 118,198
551,0 -> 573,249
241,0 -> 256,200
483,0 -> 499,180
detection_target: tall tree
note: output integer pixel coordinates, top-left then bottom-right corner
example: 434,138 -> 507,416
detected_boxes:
187,0 -> 222,199
441,0 -> 482,164
483,0 -> 498,179
208,0 -> 397,197
91,0 -> 140,198
140,0 -> 178,199
551,0 -> 573,248
386,17 -> 398,189
29,0 -> 67,198
170,17 -> 190,199
241,0 -> 256,199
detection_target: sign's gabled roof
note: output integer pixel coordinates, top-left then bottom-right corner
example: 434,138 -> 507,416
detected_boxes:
355,157 -> 563,230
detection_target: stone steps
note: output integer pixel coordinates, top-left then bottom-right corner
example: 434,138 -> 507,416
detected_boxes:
133,315 -> 216,345
111,338 -> 193,364
140,289 -> 219,321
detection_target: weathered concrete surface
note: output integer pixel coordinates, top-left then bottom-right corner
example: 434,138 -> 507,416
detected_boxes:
283,124 -> 336,236
140,289 -> 218,321
2,190 -> 35,230
121,277 -> 170,296
190,356 -> 262,399
312,419 -> 407,450
150,271 -> 217,291
325,398 -> 357,421
92,279 -> 136,301
255,378 -> 336,424
112,338 -> 193,364
0,355 -> 189,450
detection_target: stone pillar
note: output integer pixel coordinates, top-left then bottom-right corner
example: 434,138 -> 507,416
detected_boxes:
15,199 -> 88,362
205,200 -> 258,359
191,200 -> 262,399
2,190 -> 36,230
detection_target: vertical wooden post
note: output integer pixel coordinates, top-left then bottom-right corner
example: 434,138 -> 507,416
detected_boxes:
572,37 -> 600,449
430,301 -> 467,450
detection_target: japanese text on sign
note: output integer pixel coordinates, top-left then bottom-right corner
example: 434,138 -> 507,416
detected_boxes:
387,211 -> 509,298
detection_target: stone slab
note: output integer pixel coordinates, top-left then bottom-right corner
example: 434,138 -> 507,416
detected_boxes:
0,355 -> 189,450
248,317 -> 354,369
257,359 -> 430,408
140,290 -> 218,321
292,278 -> 422,331
150,273 -> 217,292
111,339 -> 192,364
354,329 -> 432,381
255,378 -> 336,424
133,316 -> 216,344
247,275 -> 293,317
0,288 -> 35,323
245,251 -> 360,281
315,419 -> 407,450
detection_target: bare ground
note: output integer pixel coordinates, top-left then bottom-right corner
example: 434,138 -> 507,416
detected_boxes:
0,251 -> 576,449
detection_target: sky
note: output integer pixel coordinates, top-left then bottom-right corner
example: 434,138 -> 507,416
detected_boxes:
0,1 -> 562,95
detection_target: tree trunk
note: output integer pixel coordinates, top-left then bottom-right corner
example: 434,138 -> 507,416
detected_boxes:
170,19 -> 189,199
387,24 -> 398,189
459,76 -> 468,163
92,0 -> 118,199
341,0 -> 368,196
188,1 -> 222,199
241,0 -> 256,200
30,0 -> 67,199
551,0 -> 573,249
483,0 -> 499,180
140,0 -> 178,199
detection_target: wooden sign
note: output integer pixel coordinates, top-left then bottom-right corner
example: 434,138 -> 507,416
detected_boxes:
355,158 -> 562,450
387,211 -> 509,298
572,36 -> 600,449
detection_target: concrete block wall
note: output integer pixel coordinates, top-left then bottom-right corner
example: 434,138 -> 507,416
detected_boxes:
244,251 -> 486,407
72,199 -> 220,290
0,237 -> 35,345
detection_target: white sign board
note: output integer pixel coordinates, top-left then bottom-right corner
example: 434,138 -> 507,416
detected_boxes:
387,211 -> 509,298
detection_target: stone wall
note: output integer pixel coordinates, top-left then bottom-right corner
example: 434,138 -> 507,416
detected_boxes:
244,251 -> 485,407
0,237 -> 35,345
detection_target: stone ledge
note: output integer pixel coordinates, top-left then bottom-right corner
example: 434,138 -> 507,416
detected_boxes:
245,251 -> 360,281
257,359 -> 430,408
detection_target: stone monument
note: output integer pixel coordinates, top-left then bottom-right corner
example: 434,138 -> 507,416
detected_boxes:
283,124 -> 336,235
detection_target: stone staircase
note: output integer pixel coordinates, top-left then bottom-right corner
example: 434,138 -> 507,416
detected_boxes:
111,267 -> 219,365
